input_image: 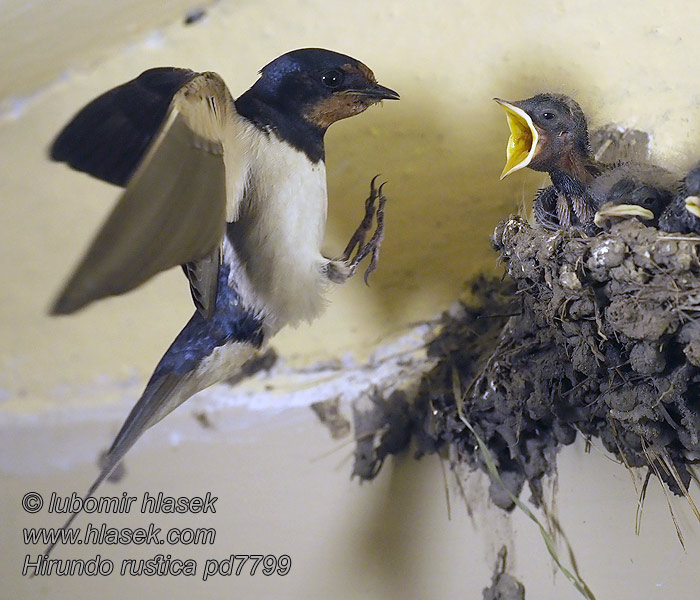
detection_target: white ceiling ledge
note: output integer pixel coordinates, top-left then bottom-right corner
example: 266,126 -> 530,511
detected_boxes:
0,0 -> 215,102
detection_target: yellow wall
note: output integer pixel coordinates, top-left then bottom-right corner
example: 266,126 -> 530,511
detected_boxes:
2,1 -> 700,598
0,0 -> 214,101
6,0 -> 700,409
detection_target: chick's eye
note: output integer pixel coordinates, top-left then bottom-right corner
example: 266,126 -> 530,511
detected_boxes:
542,112 -> 556,120
321,69 -> 344,89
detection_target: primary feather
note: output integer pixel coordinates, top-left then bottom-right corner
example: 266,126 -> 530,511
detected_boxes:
51,70 -> 253,317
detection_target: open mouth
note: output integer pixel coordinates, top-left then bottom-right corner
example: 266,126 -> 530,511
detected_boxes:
494,98 -> 539,179
685,195 -> 700,218
593,202 -> 655,227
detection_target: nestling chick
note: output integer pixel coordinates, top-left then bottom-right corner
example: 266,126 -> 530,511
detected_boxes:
590,162 -> 677,229
495,93 -> 600,231
495,93 -> 676,233
659,162 -> 700,234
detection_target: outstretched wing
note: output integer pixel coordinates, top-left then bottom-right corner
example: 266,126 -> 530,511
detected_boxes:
50,69 -> 252,318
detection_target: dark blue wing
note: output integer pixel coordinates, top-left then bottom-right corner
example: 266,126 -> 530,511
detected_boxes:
50,67 -> 197,187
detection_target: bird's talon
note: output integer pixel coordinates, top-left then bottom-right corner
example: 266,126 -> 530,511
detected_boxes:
338,177 -> 388,283
341,175 -> 381,262
362,191 -> 387,284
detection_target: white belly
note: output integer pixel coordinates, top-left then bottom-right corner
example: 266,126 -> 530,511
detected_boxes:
227,132 -> 329,329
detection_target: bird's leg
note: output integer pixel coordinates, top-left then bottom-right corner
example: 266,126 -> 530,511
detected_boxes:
341,175 -> 382,262
533,186 -> 561,230
551,169 -> 598,229
326,176 -> 387,284
343,179 -> 387,282
556,193 -> 572,228
571,194 -> 596,225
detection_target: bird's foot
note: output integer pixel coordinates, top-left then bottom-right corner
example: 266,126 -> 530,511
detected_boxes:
327,175 -> 387,284
572,194 -> 597,226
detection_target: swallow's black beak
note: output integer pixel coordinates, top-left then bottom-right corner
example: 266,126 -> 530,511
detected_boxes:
344,84 -> 400,101
370,84 -> 400,100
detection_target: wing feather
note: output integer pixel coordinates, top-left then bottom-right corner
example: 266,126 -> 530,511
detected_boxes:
50,70 -> 252,317
51,67 -> 198,187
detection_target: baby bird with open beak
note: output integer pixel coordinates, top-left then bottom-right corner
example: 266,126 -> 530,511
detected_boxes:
495,93 -> 600,231
495,93 -> 675,233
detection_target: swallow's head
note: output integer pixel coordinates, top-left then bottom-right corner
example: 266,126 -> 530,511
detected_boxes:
254,48 -> 399,130
495,93 -> 589,179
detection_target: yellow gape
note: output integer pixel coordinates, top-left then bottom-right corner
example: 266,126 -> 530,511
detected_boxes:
494,98 -> 539,179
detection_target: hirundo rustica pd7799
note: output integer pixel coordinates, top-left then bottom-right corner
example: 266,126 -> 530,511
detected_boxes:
46,48 -> 399,555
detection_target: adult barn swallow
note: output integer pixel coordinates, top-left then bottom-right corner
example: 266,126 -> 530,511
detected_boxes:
46,48 -> 398,555
659,163 -> 700,234
495,94 -> 600,231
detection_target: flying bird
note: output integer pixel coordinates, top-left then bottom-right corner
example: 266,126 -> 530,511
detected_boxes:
495,93 -> 674,233
46,48 -> 398,556
659,162 -> 700,234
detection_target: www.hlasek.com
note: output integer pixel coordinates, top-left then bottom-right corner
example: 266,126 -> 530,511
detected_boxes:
21,491 -> 291,579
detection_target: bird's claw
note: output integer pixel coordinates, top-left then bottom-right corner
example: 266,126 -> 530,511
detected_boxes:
341,175 -> 388,284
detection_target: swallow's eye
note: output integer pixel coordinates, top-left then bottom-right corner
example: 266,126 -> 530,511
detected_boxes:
321,69 -> 344,89
542,111 -> 556,120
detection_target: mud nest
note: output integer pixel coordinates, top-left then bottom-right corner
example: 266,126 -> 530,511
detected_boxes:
407,218 -> 700,511
352,125 -> 700,511
355,219 -> 700,514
